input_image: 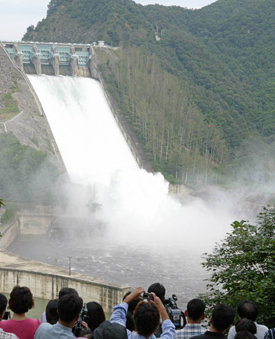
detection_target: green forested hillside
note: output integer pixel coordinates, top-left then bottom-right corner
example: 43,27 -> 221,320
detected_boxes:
23,0 -> 275,185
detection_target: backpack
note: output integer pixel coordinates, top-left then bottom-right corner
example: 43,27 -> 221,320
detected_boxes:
93,321 -> 128,339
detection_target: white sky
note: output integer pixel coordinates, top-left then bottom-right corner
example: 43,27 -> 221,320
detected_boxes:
0,0 -> 217,41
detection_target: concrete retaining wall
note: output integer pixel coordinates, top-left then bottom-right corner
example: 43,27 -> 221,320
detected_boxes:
0,212 -> 130,316
18,215 -> 52,235
0,268 -> 129,315
0,220 -> 19,249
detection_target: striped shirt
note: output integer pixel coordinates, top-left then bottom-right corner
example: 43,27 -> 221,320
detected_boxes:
176,324 -> 206,339
0,329 -> 19,339
264,329 -> 275,339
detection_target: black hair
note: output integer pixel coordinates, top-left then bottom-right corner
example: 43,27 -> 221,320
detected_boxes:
235,318 -> 257,334
58,287 -> 79,299
187,299 -> 205,321
212,304 -> 235,332
79,329 -> 93,338
58,294 -> 83,323
148,283 -> 165,302
9,286 -> 34,314
85,302 -> 106,331
235,331 -> 257,339
0,294 -> 7,314
46,299 -> 59,324
122,291 -> 140,314
237,301 -> 258,322
134,301 -> 160,338
123,291 -> 140,331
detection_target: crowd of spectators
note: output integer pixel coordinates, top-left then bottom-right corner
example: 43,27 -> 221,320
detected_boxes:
0,282 -> 273,339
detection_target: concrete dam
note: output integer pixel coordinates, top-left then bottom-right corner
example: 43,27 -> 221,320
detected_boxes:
0,40 -> 242,308
0,41 -> 136,312
1,40 -> 150,171
3,41 -> 106,77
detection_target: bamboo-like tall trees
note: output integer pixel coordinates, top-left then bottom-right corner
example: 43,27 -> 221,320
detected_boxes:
98,47 -> 227,185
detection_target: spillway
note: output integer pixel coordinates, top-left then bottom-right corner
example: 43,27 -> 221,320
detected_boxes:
28,75 -> 236,250
28,75 -> 138,186
24,74 -> 241,300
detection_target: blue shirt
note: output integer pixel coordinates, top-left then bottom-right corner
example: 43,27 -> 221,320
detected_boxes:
110,302 -> 176,339
34,322 -> 75,339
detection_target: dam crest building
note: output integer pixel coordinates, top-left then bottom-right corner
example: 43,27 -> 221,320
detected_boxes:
3,41 -> 106,77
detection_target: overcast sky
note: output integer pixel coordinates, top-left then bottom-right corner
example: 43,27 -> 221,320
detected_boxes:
0,0 -> 217,41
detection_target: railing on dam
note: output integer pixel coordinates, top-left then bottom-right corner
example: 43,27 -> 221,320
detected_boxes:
2,41 -> 106,77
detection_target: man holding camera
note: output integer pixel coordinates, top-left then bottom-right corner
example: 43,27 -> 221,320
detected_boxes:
0,294 -> 19,339
110,287 -> 175,338
148,282 -> 186,337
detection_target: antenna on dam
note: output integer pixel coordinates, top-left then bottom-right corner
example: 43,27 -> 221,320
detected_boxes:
68,256 -> 72,276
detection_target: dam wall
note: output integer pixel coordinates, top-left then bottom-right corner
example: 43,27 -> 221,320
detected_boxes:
1,40 -> 152,173
0,220 -> 20,249
2,41 -> 106,78
0,266 -> 129,316
0,205 -> 57,250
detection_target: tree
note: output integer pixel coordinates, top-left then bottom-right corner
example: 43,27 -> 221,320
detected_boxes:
202,206 -> 275,327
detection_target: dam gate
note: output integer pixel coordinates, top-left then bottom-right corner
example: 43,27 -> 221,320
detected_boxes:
3,41 -> 106,77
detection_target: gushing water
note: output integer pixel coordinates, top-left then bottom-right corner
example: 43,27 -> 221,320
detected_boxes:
24,75 -> 251,300
28,75 -> 235,252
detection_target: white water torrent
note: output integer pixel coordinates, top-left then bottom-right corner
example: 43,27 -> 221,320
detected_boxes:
26,74 -> 244,298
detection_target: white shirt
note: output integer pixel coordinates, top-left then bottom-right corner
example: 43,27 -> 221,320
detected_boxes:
227,322 -> 268,339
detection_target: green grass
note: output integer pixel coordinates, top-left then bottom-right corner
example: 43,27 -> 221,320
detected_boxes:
0,92 -> 20,121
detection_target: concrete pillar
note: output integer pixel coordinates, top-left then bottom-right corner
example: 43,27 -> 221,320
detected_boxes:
15,52 -> 24,72
51,53 -> 60,76
89,47 -> 98,79
13,44 -> 24,71
70,54 -> 78,77
32,44 -> 42,75
32,53 -> 42,75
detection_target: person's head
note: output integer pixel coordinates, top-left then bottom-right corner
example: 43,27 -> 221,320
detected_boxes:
147,283 -> 165,302
9,286 -> 34,314
93,321 -> 127,339
235,318 -> 257,334
58,293 -> 83,326
58,287 -> 79,299
133,301 -> 160,338
186,299 -> 205,322
235,331 -> 256,339
0,294 -> 8,319
85,302 -> 106,331
46,299 -> 59,324
237,301 -> 258,322
211,304 -> 235,333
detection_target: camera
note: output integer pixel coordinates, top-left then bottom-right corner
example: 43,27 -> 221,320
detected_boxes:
164,294 -> 186,329
142,292 -> 153,301
72,303 -> 89,336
